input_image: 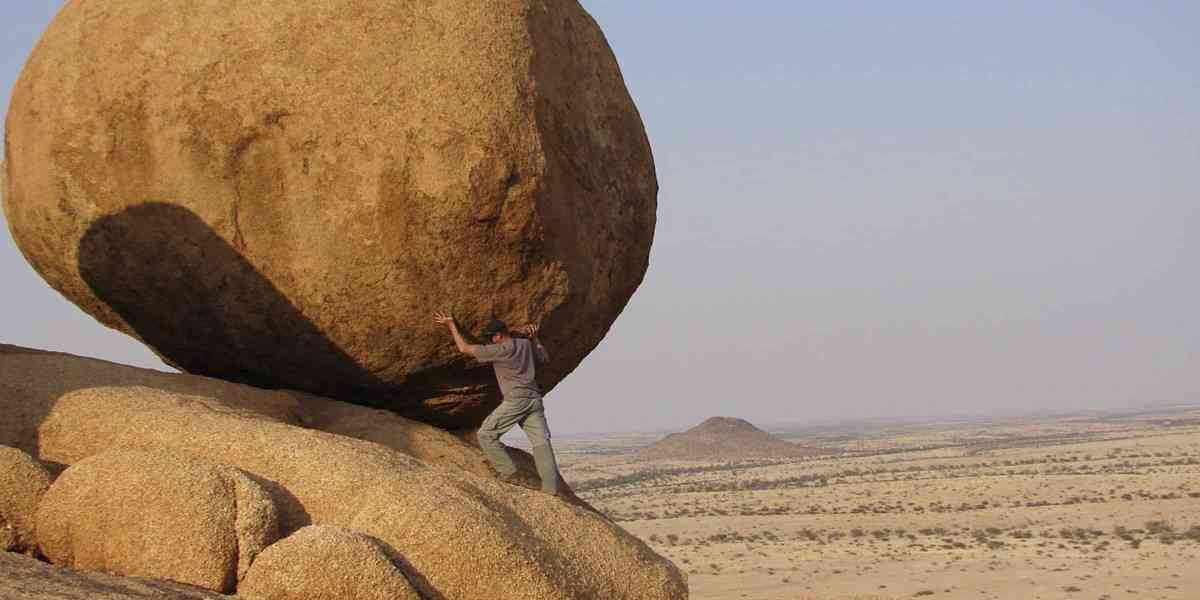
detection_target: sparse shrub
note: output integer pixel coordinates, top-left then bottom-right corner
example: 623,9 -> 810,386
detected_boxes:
1145,521 -> 1173,535
1184,526 -> 1200,543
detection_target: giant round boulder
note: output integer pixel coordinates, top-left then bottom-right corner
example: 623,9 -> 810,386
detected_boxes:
3,0 -> 656,429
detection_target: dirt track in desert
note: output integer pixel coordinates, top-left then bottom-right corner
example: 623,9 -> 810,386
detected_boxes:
555,406 -> 1200,600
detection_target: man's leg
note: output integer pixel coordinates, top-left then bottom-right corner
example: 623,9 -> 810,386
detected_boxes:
477,400 -> 525,477
519,398 -> 560,495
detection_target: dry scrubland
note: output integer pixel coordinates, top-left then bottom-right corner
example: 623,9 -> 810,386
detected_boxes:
558,406 -> 1200,600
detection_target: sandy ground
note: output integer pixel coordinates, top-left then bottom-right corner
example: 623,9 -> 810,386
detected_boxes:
557,407 -> 1200,600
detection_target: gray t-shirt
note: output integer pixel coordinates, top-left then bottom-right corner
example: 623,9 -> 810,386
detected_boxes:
473,338 -> 548,400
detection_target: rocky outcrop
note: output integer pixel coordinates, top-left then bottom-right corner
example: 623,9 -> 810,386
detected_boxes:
0,344 -> 306,455
0,345 -> 686,599
35,385 -> 686,599
0,551 -> 236,600
36,450 -> 281,593
637,416 -> 832,461
3,0 -> 656,429
0,345 -> 590,508
239,526 -> 420,600
0,445 -> 53,554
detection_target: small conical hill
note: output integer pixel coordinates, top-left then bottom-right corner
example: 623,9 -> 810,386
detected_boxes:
635,417 -> 826,461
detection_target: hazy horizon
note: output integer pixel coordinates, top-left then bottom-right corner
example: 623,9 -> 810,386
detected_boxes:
3,2 -> 1197,435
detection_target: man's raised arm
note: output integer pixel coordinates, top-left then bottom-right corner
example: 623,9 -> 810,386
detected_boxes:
520,323 -> 550,363
433,312 -> 481,356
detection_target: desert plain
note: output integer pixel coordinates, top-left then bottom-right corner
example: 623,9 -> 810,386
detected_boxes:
547,405 -> 1200,600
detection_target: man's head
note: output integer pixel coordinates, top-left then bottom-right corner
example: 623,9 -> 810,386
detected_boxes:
479,318 -> 508,343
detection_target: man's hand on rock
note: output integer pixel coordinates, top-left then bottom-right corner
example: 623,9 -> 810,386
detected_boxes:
519,323 -> 539,339
435,311 -> 472,354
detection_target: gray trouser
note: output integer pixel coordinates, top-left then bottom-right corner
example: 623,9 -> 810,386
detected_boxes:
477,396 -> 560,494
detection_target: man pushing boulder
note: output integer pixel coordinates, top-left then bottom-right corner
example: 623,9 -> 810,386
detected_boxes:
433,312 -> 561,495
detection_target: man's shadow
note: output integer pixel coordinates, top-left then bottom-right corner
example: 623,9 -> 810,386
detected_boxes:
77,202 -> 497,428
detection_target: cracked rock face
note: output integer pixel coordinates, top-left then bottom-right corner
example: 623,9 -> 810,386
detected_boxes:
3,0 -> 656,429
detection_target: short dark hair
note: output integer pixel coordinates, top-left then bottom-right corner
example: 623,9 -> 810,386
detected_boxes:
479,318 -> 508,339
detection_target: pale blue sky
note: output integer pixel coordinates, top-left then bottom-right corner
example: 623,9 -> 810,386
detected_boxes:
3,2 -> 1198,434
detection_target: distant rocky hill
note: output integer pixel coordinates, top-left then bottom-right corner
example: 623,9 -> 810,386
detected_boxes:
635,417 -> 829,461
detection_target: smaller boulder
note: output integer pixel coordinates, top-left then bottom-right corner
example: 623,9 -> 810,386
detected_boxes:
0,445 -> 53,553
239,525 -> 420,600
35,450 -> 280,593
